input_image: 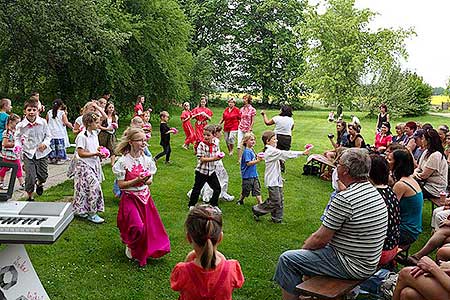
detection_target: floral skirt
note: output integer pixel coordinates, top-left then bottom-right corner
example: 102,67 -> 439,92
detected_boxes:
73,160 -> 104,214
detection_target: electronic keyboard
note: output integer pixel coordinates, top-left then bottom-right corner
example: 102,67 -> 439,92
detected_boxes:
0,201 -> 73,244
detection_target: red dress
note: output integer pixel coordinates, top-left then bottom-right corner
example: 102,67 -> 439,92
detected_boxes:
181,110 -> 196,146
191,107 -> 213,142
171,255 -> 244,300
115,155 -> 170,266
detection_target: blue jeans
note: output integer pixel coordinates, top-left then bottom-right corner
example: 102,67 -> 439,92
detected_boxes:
273,245 -> 351,295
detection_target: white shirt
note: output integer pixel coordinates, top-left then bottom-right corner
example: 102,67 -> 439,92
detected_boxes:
46,109 -> 67,139
75,130 -> 100,165
112,154 -> 157,191
272,116 -> 294,136
264,145 -> 303,187
14,116 -> 52,159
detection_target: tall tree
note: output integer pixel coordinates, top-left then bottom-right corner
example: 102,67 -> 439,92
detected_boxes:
0,0 -> 192,116
298,0 -> 413,114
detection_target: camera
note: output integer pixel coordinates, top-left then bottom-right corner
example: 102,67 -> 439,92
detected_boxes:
328,133 -> 334,139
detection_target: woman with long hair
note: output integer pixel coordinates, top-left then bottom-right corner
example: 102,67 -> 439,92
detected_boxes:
413,128 -> 448,199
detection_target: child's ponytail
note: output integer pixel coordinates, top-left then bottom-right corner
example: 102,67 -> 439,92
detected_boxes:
186,205 -> 222,270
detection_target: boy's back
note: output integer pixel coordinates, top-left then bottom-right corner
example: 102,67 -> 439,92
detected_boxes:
240,148 -> 257,179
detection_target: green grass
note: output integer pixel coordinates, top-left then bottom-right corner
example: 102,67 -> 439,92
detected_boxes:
25,109 -> 449,299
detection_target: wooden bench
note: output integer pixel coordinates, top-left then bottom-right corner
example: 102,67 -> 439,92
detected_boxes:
296,276 -> 363,300
304,154 -> 335,178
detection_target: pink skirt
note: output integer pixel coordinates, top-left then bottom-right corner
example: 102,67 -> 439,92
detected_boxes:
117,189 -> 170,266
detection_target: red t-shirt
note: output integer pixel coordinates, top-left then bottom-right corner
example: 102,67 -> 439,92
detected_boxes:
222,107 -> 241,132
375,132 -> 392,149
134,103 -> 144,116
171,258 -> 244,300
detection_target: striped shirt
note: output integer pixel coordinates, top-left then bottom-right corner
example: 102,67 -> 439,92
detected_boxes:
323,181 -> 388,279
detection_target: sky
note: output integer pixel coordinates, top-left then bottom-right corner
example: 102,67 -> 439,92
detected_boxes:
355,0 -> 449,88
310,0 -> 449,88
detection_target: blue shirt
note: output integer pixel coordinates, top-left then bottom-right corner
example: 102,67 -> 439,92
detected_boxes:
0,112 -> 8,142
240,148 -> 258,179
399,191 -> 423,240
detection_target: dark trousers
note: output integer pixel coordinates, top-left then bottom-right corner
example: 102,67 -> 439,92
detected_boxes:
23,155 -> 48,193
189,171 -> 220,207
154,143 -> 171,162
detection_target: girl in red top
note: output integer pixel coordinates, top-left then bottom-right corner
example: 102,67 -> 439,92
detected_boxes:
181,102 -> 196,150
220,98 -> 241,155
134,95 -> 145,117
191,97 -> 213,145
170,205 -> 244,300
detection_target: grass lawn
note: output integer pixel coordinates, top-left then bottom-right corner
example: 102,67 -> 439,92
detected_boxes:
24,109 -> 450,299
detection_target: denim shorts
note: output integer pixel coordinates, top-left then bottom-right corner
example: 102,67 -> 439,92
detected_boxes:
273,245 -> 351,295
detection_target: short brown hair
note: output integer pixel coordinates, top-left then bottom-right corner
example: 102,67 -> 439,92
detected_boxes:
24,97 -> 39,109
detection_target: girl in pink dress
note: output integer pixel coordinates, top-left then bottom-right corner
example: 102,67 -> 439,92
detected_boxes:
181,102 -> 196,150
191,97 -> 213,145
113,128 -> 170,266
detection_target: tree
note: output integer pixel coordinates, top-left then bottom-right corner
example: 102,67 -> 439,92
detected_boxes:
298,0 -> 413,114
0,0 -> 192,116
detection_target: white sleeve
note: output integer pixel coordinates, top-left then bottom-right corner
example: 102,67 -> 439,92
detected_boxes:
265,148 -> 304,162
112,157 -> 126,180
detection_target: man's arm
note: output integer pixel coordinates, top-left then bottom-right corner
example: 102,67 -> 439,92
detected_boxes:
302,225 -> 335,250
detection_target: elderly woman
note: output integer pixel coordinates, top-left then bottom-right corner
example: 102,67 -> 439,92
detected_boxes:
261,105 -> 294,172
237,94 -> 256,161
413,128 -> 448,199
219,98 -> 240,155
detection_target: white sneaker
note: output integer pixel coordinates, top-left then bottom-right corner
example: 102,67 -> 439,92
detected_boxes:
221,193 -> 235,202
213,206 -> 222,214
202,197 -> 210,203
189,206 -> 195,211
0,183 -> 6,190
125,246 -> 132,259
187,190 -> 192,198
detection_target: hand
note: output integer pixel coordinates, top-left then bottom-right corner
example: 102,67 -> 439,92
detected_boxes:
261,110 -> 266,115
96,151 -> 106,158
304,148 -> 311,155
410,266 -> 426,278
439,219 -> 450,227
38,144 -> 47,152
416,256 -> 439,274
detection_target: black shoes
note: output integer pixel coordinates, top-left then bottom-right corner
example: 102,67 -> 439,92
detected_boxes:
36,184 -> 44,196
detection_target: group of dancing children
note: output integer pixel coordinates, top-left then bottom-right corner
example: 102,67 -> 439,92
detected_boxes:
187,123 -> 310,223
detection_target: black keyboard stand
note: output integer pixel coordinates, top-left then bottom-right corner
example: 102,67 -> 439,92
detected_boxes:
0,161 -> 18,202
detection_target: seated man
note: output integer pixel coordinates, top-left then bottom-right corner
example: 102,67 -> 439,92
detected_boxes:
274,148 -> 388,300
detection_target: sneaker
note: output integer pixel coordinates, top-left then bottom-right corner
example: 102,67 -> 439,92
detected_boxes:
189,206 -> 195,211
76,213 -> 88,219
187,190 -> 192,198
236,200 -> 244,206
202,197 -> 210,203
213,206 -> 222,214
252,206 -> 260,221
221,193 -> 235,202
27,197 -> 35,202
271,218 -> 282,224
35,184 -> 44,196
125,246 -> 132,259
0,183 -> 6,190
164,161 -> 172,165
19,183 -> 25,191
87,214 -> 104,224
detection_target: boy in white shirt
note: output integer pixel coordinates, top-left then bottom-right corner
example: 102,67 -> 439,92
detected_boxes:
252,131 -> 309,223
14,97 -> 51,201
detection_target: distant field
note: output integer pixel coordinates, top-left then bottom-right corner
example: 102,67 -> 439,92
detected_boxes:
431,95 -> 450,105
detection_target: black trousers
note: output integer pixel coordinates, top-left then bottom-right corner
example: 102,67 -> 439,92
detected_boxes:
189,171 -> 220,207
276,134 -> 292,173
155,143 -> 171,162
